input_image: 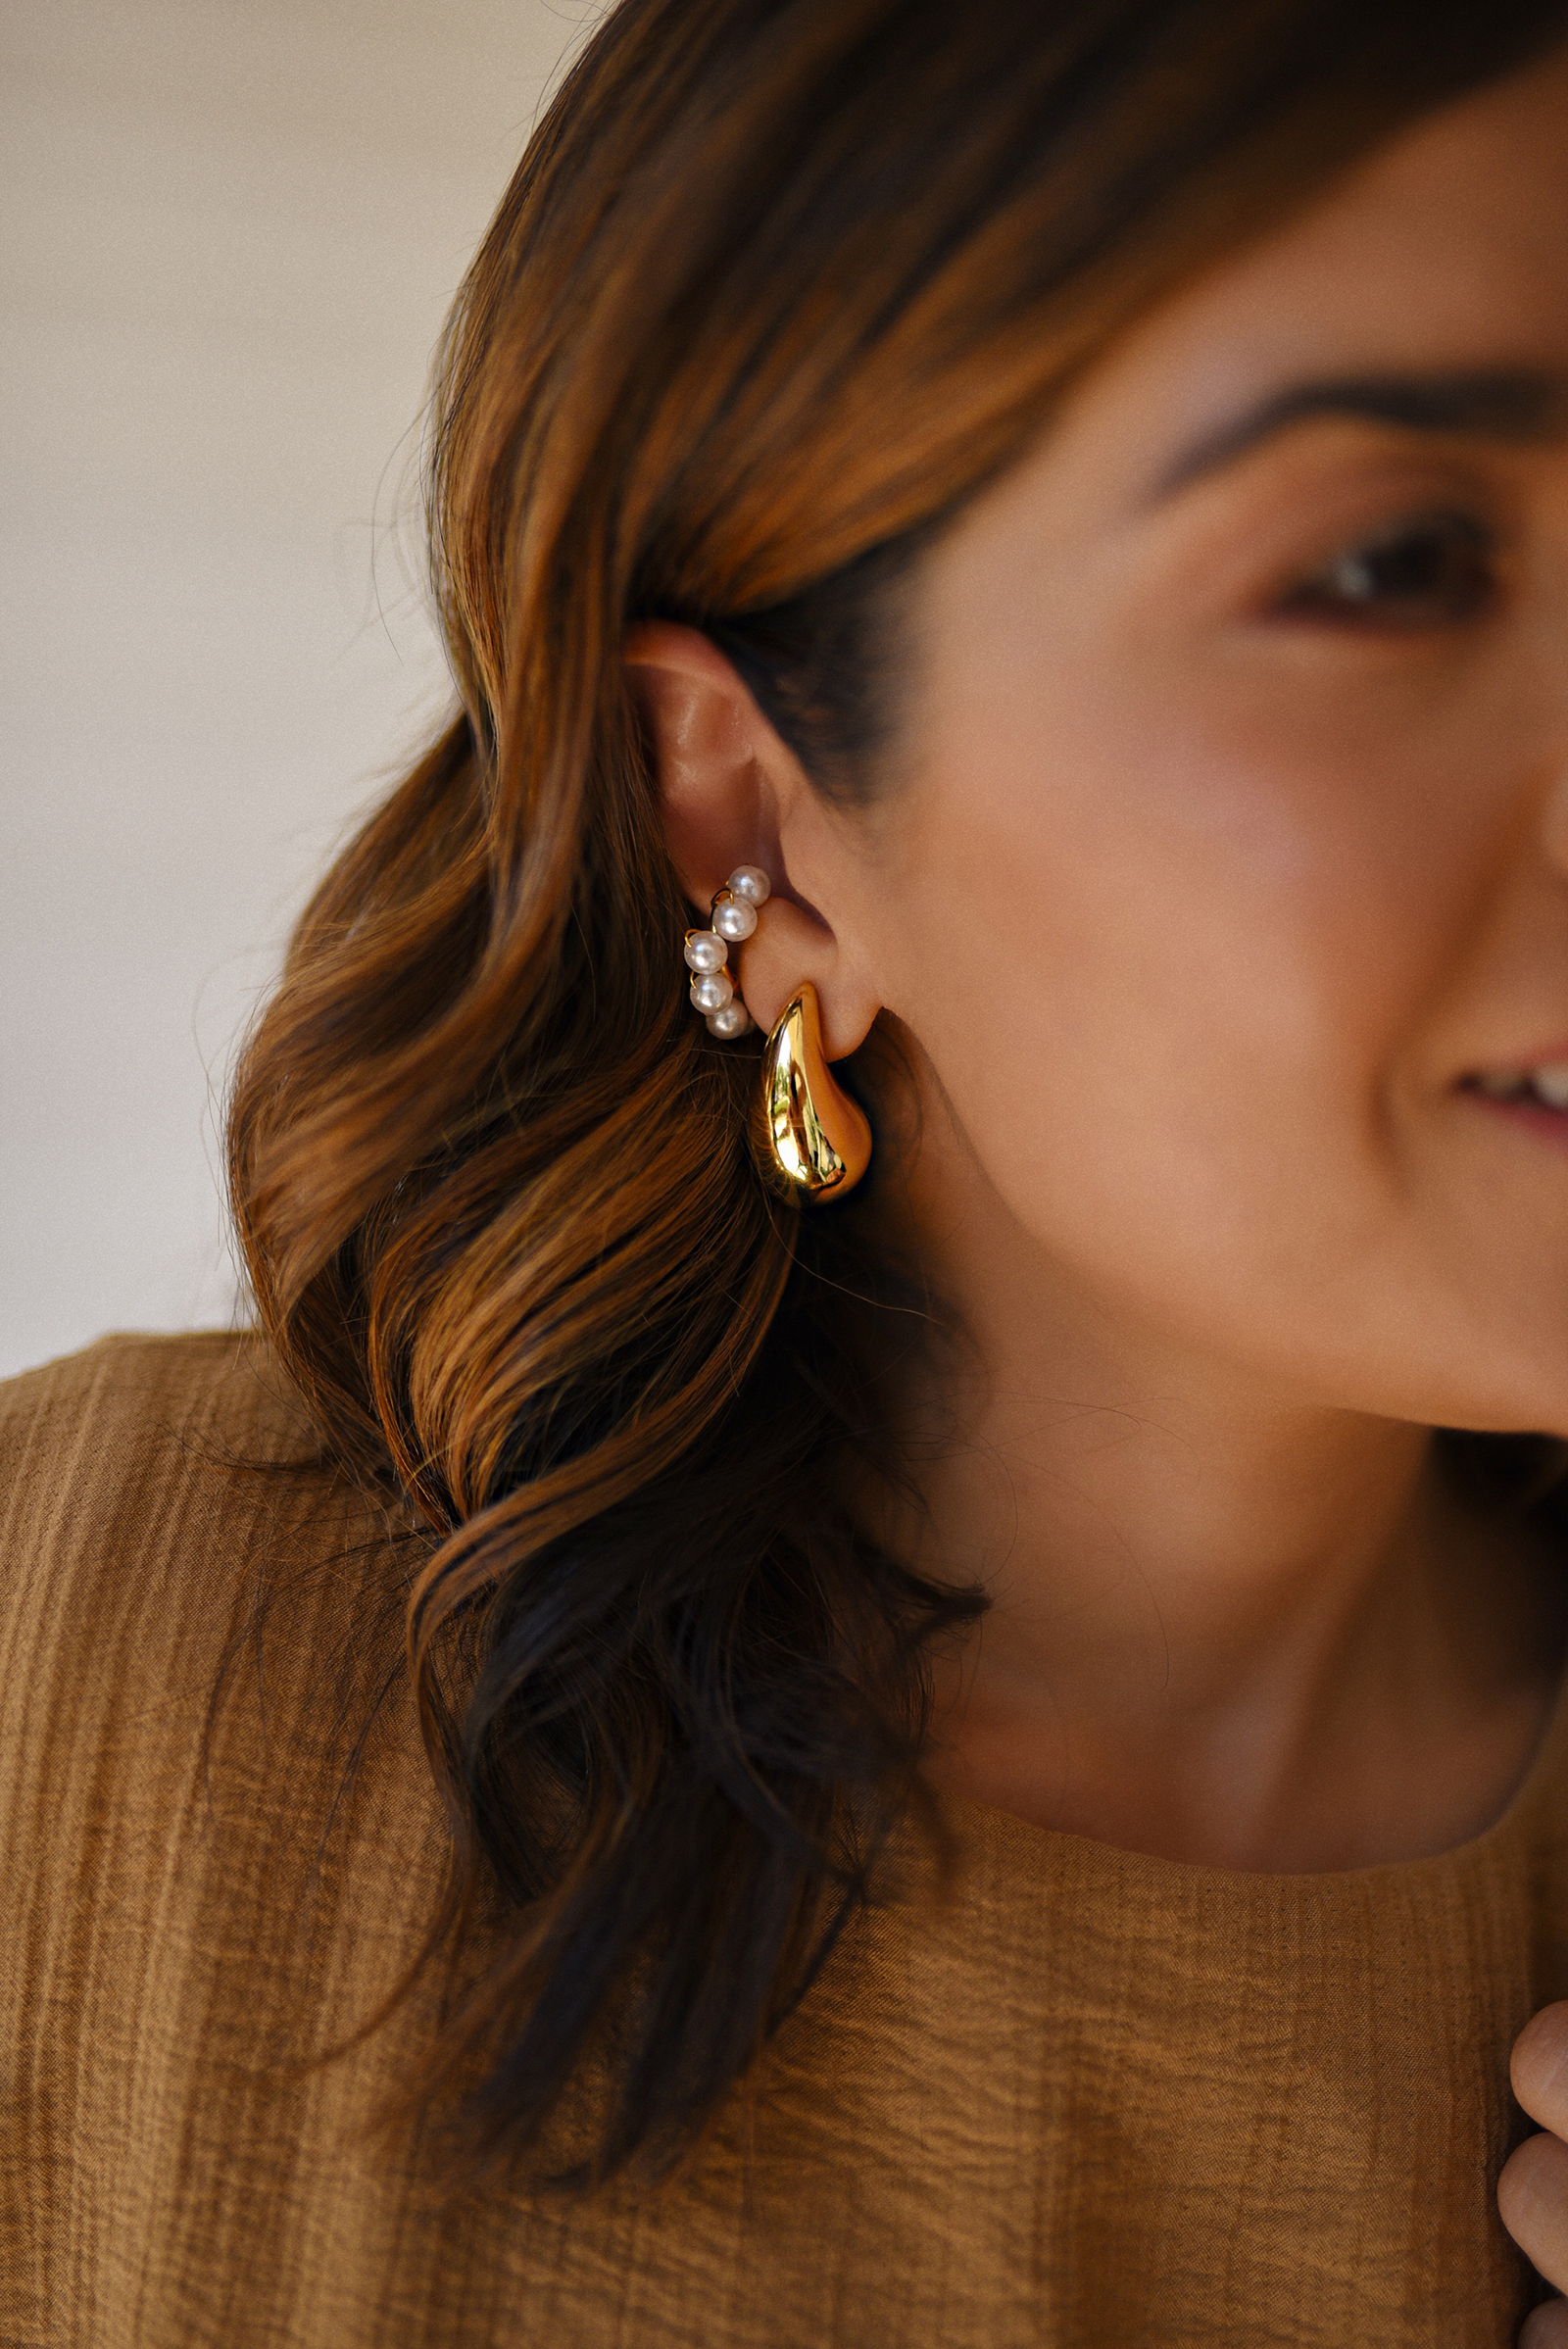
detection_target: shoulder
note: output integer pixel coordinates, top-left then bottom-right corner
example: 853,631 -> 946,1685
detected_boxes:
0,1330 -> 325,1602
0,1330 -> 434,1985
0,1336 -> 446,2313
0,1329 -> 416,1735
0,1324 -> 316,1483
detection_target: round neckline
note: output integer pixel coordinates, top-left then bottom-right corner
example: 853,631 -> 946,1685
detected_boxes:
936,1651 -> 1568,1893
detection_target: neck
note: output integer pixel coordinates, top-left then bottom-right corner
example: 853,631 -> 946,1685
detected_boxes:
873,1060 -> 1563,1870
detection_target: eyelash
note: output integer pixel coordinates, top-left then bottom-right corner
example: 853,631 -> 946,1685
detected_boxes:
1274,509 -> 1499,630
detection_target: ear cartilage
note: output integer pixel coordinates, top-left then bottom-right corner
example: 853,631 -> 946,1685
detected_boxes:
685,865 -> 770,1038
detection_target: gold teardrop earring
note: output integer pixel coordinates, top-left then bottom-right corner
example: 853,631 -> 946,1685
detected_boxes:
751,982 -> 871,1203
681,865 -> 872,1203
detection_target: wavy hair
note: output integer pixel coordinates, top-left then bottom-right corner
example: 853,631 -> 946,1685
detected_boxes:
227,0 -> 1568,2182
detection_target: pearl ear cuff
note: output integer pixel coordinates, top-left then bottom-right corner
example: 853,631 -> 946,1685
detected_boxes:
683,861 -> 872,1200
684,865 -> 771,1037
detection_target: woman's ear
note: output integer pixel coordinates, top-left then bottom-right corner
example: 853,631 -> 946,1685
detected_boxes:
623,620 -> 783,909
623,620 -> 882,1058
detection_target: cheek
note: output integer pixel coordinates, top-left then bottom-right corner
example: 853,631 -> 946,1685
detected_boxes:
872,665 -> 1482,1329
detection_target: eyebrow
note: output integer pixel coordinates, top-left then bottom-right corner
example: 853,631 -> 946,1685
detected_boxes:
1152,368 -> 1568,500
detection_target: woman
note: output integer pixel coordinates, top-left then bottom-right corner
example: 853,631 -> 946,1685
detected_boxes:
8,0 -> 1568,2339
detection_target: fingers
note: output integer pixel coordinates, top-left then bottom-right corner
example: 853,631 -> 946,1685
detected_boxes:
1515,2006 -> 1568,2134
1521,2298 -> 1568,2348
1500,2132 -> 1568,2290
1504,2007 -> 1568,2308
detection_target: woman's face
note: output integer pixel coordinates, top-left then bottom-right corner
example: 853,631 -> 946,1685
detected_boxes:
838,49 -> 1568,1437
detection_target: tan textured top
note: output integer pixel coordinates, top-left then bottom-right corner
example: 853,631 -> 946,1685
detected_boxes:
1,1332 -> 1562,2347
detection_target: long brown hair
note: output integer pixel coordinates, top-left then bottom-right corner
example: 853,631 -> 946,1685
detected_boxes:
228,0 -> 1568,2183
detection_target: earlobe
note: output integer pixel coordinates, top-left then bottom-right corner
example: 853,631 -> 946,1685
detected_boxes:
727,884 -> 881,1062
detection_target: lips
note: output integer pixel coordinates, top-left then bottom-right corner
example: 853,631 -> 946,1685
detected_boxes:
1462,1056 -> 1568,1152
1471,1062 -> 1568,1111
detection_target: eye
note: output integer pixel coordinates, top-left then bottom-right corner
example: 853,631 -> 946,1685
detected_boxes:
1276,511 -> 1497,628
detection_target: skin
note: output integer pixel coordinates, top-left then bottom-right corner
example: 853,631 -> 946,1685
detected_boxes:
627,50 -> 1568,2328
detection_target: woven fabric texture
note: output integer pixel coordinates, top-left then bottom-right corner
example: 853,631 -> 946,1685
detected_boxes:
1,1333 -> 1562,2347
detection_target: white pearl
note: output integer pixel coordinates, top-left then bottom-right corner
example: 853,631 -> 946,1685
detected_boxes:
727,865 -> 771,907
690,970 -> 734,1013
706,1002 -> 751,1038
683,930 -> 728,974
711,894 -> 758,942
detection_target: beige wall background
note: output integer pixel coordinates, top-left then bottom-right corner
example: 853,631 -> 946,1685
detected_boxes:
1,0 -> 592,1378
